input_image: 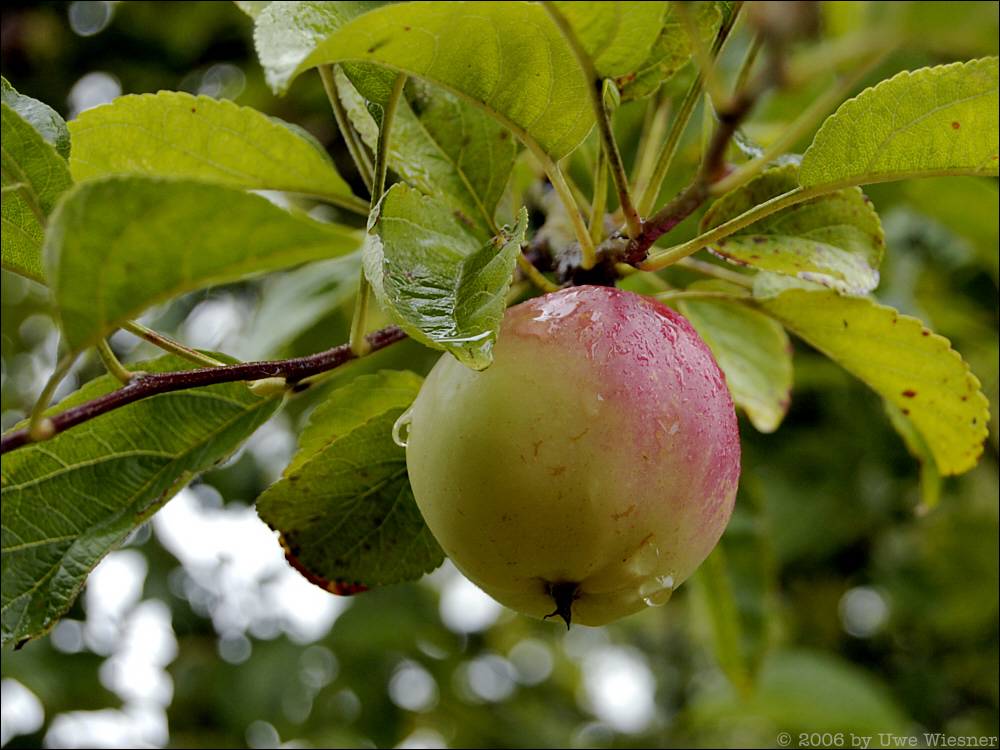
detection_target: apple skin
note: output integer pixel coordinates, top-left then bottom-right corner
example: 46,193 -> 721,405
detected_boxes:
405,285 -> 740,626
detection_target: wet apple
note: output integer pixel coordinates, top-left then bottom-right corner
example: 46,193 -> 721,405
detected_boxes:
402,285 -> 741,626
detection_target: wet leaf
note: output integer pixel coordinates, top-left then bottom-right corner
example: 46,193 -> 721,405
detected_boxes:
364,183 -> 527,370
336,68 -> 516,236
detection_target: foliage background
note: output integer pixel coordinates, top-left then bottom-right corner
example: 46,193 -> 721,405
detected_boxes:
1,2 -> 997,748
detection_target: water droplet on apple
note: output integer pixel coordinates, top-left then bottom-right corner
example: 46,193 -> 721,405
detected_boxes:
392,408 -> 414,448
639,574 -> 675,607
533,289 -> 582,324
642,589 -> 673,608
624,538 -> 661,577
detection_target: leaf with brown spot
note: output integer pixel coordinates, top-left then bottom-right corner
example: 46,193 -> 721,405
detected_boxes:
702,163 -> 884,295
758,290 -> 990,475
800,58 -> 999,187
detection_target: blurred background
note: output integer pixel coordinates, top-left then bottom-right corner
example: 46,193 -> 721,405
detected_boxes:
1,2 -> 997,748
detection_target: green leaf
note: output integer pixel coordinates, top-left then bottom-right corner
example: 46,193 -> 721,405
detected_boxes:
753,651 -> 909,733
253,0 -> 384,87
242,254 -> 361,359
904,176 -> 999,280
679,285 -> 792,433
364,183 -> 527,370
45,176 -> 362,354
254,0 -> 594,160
551,1 -> 668,78
1,103 -> 73,283
758,289 -> 989,475
701,163 -> 885,295
894,2 -> 1000,57
1,77 -> 71,159
691,649 -> 909,734
256,371 -> 443,592
68,92 -> 362,210
1,355 -> 280,646
690,546 -> 750,692
616,1 -> 721,101
336,68 -> 516,236
800,57 -> 1000,188
338,62 -> 399,124
234,0 -> 272,18
691,496 -> 782,692
712,498 -> 780,681
884,401 -> 942,510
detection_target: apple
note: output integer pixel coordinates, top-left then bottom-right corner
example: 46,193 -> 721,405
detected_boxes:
403,285 -> 741,626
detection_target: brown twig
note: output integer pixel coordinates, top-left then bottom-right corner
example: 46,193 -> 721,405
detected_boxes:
1,327 -> 407,455
637,1 -> 744,215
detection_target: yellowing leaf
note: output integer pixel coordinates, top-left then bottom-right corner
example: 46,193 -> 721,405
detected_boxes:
680,289 -> 793,433
702,163 -> 884,295
759,290 -> 989,474
884,401 -> 942,511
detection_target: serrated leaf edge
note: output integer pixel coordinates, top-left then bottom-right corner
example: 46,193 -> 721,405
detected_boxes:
760,291 -> 990,475
800,57 -> 1000,187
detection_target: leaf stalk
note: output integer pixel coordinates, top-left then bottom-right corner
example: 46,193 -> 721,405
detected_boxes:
541,0 -> 643,239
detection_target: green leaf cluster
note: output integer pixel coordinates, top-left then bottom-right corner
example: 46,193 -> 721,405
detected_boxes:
1,4 -> 996,655
2,354 -> 280,646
